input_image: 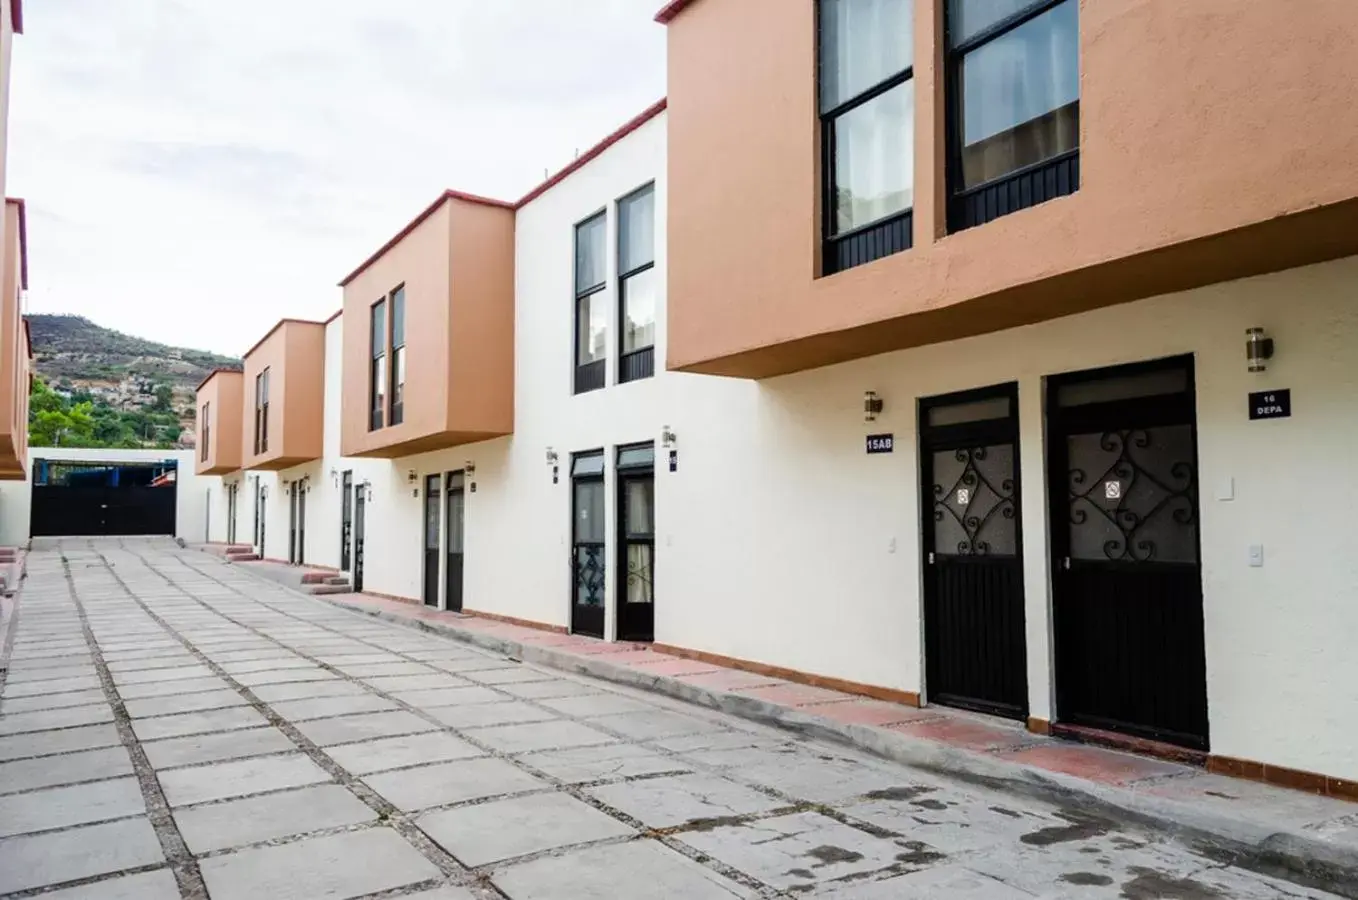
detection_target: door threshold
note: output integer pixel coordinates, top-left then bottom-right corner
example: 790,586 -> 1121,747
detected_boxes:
1050,722 -> 1208,767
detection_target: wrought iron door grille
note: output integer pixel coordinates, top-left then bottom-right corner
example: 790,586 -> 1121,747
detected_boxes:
1067,427 -> 1197,563
574,543 -> 606,607
932,445 -> 1017,556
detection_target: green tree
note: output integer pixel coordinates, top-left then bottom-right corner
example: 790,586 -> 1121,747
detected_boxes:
151,383 -> 174,411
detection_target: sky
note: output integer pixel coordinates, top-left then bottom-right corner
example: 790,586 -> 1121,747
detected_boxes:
8,0 -> 668,357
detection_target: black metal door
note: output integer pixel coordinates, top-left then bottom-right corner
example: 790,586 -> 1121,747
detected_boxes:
445,472 -> 465,613
30,463 -> 178,537
423,474 -> 441,607
616,444 -> 655,642
920,384 -> 1027,719
571,452 -> 606,638
298,480 -> 307,565
340,471 -> 353,571
352,486 -> 366,593
1048,356 -> 1208,749
227,483 -> 237,545
288,482 -> 299,564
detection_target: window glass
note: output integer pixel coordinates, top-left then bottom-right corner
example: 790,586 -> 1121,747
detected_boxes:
926,395 -> 1011,427
948,0 -> 1043,46
1056,367 -> 1189,408
621,268 -> 657,353
617,444 -> 655,471
371,300 -> 386,356
618,185 -> 655,274
572,452 -> 605,478
372,356 -> 386,407
575,213 -> 607,294
574,481 -> 605,543
391,287 -> 405,348
833,80 -> 914,232
958,0 -> 1078,188
576,291 -> 608,364
624,479 -> 655,537
820,0 -> 914,111
393,348 -> 406,404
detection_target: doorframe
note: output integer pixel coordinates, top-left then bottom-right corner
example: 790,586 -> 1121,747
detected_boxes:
340,470 -> 353,571
444,470 -> 466,613
569,449 -> 607,639
918,381 -> 1028,718
1044,353 -> 1208,747
422,473 -> 442,608
614,442 -> 656,643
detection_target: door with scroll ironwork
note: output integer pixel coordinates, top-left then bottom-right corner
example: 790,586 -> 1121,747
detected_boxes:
1047,356 -> 1208,749
921,384 -> 1028,719
570,451 -> 606,639
616,443 -> 655,642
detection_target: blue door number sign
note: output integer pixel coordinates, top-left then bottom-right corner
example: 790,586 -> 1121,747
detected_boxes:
865,434 -> 894,454
1248,389 -> 1290,421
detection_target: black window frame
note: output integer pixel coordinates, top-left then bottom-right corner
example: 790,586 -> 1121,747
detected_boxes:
818,0 -> 916,276
617,182 -> 656,384
944,0 -> 1080,232
200,402 -> 210,462
254,369 -> 269,455
573,210 -> 608,395
369,298 -> 387,431
389,285 -> 406,427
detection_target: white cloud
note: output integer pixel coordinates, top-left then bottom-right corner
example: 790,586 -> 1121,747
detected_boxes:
8,0 -> 667,356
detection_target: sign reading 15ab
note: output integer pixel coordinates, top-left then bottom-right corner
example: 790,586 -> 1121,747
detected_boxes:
865,434 -> 894,454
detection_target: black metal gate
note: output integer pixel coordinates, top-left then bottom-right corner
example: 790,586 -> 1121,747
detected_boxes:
340,471 -> 353,571
31,461 -> 178,537
352,485 -> 366,593
1047,356 -> 1208,749
616,444 -> 655,642
570,451 -> 605,638
920,384 -> 1027,719
423,474 -> 441,607
445,471 -> 465,613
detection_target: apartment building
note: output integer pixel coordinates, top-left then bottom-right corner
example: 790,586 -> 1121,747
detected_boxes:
195,0 -> 1358,794
0,0 -> 31,482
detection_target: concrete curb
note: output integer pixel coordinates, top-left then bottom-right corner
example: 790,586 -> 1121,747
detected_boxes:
317,596 -> 1358,897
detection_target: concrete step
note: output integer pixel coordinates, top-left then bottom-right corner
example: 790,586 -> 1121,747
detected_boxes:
325,576 -> 350,586
306,584 -> 352,596
300,571 -> 331,585
227,553 -> 260,562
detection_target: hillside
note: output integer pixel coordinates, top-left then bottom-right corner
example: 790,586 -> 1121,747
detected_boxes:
26,314 -> 242,449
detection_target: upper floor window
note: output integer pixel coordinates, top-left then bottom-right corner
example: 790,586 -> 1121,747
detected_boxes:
254,369 -> 270,455
200,403 -> 210,462
574,212 -> 607,395
389,286 -> 406,426
819,0 -> 915,275
946,0 -> 1079,231
369,299 -> 386,431
617,184 -> 656,384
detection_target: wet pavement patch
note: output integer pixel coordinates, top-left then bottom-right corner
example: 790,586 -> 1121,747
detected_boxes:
1061,871 -> 1115,886
1119,867 -> 1226,899
1020,809 -> 1113,846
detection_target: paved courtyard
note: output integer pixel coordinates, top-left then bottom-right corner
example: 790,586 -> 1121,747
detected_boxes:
0,539 -> 1342,898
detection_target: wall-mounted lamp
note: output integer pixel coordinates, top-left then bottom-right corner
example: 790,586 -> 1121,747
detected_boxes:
406,469 -> 417,484
464,461 -> 477,478
864,391 -> 884,422
260,485 -> 268,499
363,481 -> 373,502
545,448 -> 559,467
329,467 -> 338,487
661,426 -> 677,449
1246,327 -> 1275,373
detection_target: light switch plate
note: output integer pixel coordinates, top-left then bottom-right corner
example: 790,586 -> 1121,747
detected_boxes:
1216,477 -> 1235,501
1248,544 -> 1264,567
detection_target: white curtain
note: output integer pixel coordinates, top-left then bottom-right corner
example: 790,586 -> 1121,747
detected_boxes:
820,0 -> 914,112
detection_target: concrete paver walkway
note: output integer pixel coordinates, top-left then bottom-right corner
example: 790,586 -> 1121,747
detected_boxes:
0,539 -> 1350,898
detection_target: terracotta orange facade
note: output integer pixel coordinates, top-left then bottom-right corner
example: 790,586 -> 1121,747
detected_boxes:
239,319 -> 325,471
339,192 -> 515,458
0,198 -> 29,479
662,0 -> 1358,377
194,369 -> 244,475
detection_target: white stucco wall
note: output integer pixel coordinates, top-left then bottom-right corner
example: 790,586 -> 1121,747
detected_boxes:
0,448 -> 210,545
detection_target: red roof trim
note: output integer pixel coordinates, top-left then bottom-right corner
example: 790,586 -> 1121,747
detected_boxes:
243,317 -> 327,360
9,0 -> 22,34
5,198 -> 27,290
338,97 -> 666,288
195,366 -> 244,393
514,98 -> 667,208
654,0 -> 694,24
337,190 -> 514,288
322,307 -> 343,325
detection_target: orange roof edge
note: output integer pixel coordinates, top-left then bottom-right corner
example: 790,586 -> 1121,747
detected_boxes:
337,190 -> 514,288
5,198 -> 28,290
323,307 -> 343,325
242,317 -> 328,360
9,0 -> 22,34
339,97 -> 667,288
654,0 -> 695,24
196,366 -> 244,393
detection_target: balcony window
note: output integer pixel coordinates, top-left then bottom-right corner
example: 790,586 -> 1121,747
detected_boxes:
254,369 -> 269,455
574,212 -> 607,394
370,299 -> 386,431
947,0 -> 1079,231
389,286 -> 406,426
617,184 -> 656,384
819,0 -> 915,275
200,403 -> 210,462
